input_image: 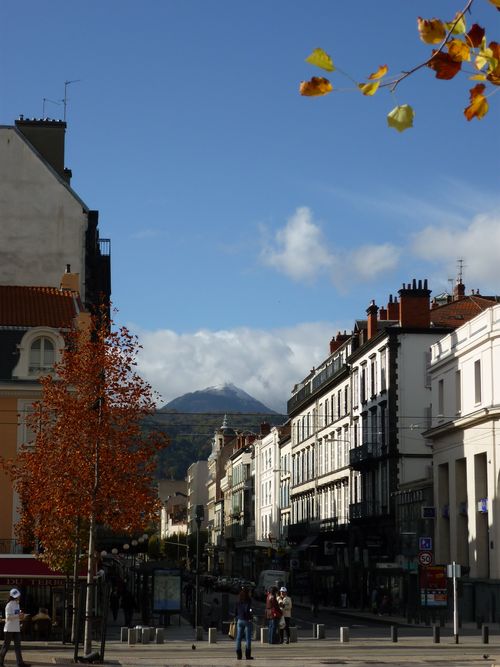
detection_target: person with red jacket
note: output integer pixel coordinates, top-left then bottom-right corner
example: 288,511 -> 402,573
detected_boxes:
265,586 -> 282,644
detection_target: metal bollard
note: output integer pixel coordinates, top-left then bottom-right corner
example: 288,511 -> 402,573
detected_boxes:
482,625 -> 489,644
121,627 -> 128,642
340,626 -> 350,643
289,626 -> 298,643
433,624 -> 440,643
195,626 -> 203,641
208,627 -> 217,644
312,623 -> 317,638
260,627 -> 268,643
141,627 -> 150,644
316,624 -> 325,639
391,625 -> 398,643
149,627 -> 156,641
155,628 -> 164,644
127,628 -> 137,645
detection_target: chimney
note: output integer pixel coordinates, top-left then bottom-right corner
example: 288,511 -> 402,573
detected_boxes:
453,280 -> 465,301
60,264 -> 80,292
15,117 -> 69,181
387,294 -> 399,320
330,331 -> 351,354
329,336 -> 341,355
379,306 -> 388,321
366,300 -> 379,340
398,279 -> 431,328
260,422 -> 271,437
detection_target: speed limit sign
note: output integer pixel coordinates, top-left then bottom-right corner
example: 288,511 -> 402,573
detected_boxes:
418,551 -> 433,566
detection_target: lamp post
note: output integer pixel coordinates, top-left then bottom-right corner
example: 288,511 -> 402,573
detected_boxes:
194,504 -> 204,633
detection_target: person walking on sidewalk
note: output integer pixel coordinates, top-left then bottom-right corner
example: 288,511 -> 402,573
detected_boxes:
278,586 -> 292,644
265,586 -> 281,644
0,588 -> 30,667
234,587 -> 253,660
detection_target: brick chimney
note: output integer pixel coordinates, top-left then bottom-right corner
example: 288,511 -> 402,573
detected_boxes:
15,117 -> 70,183
453,280 -> 465,301
379,306 -> 388,320
260,422 -> 271,437
387,294 -> 399,320
367,300 -> 379,340
398,279 -> 431,328
330,331 -> 350,354
60,264 -> 80,292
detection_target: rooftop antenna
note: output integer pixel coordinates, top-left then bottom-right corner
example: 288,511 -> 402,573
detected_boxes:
62,79 -> 81,122
42,97 -> 61,118
457,258 -> 465,284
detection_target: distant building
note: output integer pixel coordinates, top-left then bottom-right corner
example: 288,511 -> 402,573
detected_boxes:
186,460 -> 208,535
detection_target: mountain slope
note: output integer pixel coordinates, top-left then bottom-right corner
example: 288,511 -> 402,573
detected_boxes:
161,383 -> 277,414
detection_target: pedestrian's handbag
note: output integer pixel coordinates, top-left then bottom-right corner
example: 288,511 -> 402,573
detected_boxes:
279,616 -> 286,629
271,607 -> 282,619
228,621 -> 236,639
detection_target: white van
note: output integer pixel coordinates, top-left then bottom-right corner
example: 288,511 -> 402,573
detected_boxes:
254,569 -> 289,599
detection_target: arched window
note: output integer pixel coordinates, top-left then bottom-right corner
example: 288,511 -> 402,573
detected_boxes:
29,337 -> 55,374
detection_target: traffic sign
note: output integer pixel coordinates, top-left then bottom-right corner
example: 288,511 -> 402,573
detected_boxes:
419,537 -> 432,550
418,551 -> 433,566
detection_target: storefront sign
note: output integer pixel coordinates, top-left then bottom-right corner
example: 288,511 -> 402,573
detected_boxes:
419,565 -> 447,607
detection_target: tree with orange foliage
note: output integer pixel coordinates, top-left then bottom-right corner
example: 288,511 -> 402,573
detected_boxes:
4,308 -> 168,655
299,0 -> 499,130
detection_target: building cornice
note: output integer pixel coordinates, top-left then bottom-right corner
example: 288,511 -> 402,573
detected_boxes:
423,405 -> 500,439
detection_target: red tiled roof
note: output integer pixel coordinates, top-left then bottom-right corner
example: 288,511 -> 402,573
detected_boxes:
0,286 -> 81,328
430,295 -> 498,327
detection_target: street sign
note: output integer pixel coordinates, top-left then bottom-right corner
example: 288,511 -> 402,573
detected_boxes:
419,537 -> 432,550
418,551 -> 433,566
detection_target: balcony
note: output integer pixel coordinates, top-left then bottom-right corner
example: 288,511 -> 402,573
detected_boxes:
349,501 -> 386,520
349,442 -> 387,468
287,360 -> 349,414
0,539 -> 24,554
225,523 -> 245,541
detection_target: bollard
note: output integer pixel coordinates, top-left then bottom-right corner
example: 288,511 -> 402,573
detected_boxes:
289,626 -> 298,643
127,628 -> 137,645
316,624 -> 325,639
391,625 -> 398,643
121,627 -> 128,642
482,625 -> 489,644
155,628 -> 164,644
260,627 -> 268,643
149,627 -> 156,641
312,623 -> 317,638
195,626 -> 203,641
141,627 -> 150,644
433,624 -> 440,643
340,626 -> 350,643
208,627 -> 217,644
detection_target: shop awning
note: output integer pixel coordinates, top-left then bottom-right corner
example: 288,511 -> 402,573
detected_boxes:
0,555 -> 84,586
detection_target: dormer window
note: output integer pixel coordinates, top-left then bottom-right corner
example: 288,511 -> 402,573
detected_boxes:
29,337 -> 55,374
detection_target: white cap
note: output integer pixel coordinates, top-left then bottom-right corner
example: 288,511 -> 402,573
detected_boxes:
10,588 -> 21,598
280,586 -> 287,592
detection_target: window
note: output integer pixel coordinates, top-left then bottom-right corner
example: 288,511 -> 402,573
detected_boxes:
380,348 -> 387,391
455,370 -> 461,414
370,356 -> 377,397
360,364 -> 367,403
438,379 -> 444,416
29,337 -> 55,374
324,399 -> 329,425
474,360 -> 482,404
352,371 -> 359,408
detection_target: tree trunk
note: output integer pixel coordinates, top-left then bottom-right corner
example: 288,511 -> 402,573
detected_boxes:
71,520 -> 81,643
83,513 -> 96,656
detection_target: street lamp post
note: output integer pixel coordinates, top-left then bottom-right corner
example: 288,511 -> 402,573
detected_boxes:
194,504 -> 204,634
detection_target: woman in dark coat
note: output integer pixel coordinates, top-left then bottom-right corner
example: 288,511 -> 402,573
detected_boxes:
234,587 -> 253,660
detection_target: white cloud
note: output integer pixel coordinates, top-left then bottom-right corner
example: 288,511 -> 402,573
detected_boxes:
133,321 -> 344,414
260,207 -> 334,281
260,206 -> 400,287
412,213 -> 500,289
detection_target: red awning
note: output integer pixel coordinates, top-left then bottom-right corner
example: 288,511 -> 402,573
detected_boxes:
0,555 -> 64,578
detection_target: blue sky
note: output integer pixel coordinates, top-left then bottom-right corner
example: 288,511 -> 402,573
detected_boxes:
2,1 -> 499,412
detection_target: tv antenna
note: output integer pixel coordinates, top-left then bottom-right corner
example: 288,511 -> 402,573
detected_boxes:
42,97 -> 61,118
62,79 -> 81,122
457,258 -> 465,284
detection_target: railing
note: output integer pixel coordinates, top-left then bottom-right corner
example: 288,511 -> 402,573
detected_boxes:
99,238 -> 111,256
349,443 -> 387,466
349,501 -> 387,519
288,361 -> 349,413
225,523 -> 245,541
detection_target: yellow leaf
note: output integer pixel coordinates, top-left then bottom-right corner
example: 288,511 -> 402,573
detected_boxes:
488,0 -> 500,9
359,81 -> 380,96
447,38 -> 470,62
299,77 -> 333,97
464,84 -> 489,120
387,104 -> 414,132
417,17 -> 446,44
368,65 -> 388,80
445,12 -> 466,35
305,48 -> 335,72
470,74 -> 487,80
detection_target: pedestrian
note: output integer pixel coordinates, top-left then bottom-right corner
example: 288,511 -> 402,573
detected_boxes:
0,588 -> 30,667
233,587 -> 253,660
109,587 -> 120,623
278,586 -> 292,644
121,588 -> 135,627
265,586 -> 281,644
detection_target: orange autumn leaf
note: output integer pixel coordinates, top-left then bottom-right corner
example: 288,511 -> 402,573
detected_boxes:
488,0 -> 500,9
368,65 -> 388,80
486,42 -> 500,85
418,17 -> 446,44
466,23 -> 485,48
447,38 -> 471,62
427,50 -> 462,79
464,83 -> 489,120
299,76 -> 333,96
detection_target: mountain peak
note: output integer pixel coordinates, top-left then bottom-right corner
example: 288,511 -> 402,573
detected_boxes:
161,383 -> 277,414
